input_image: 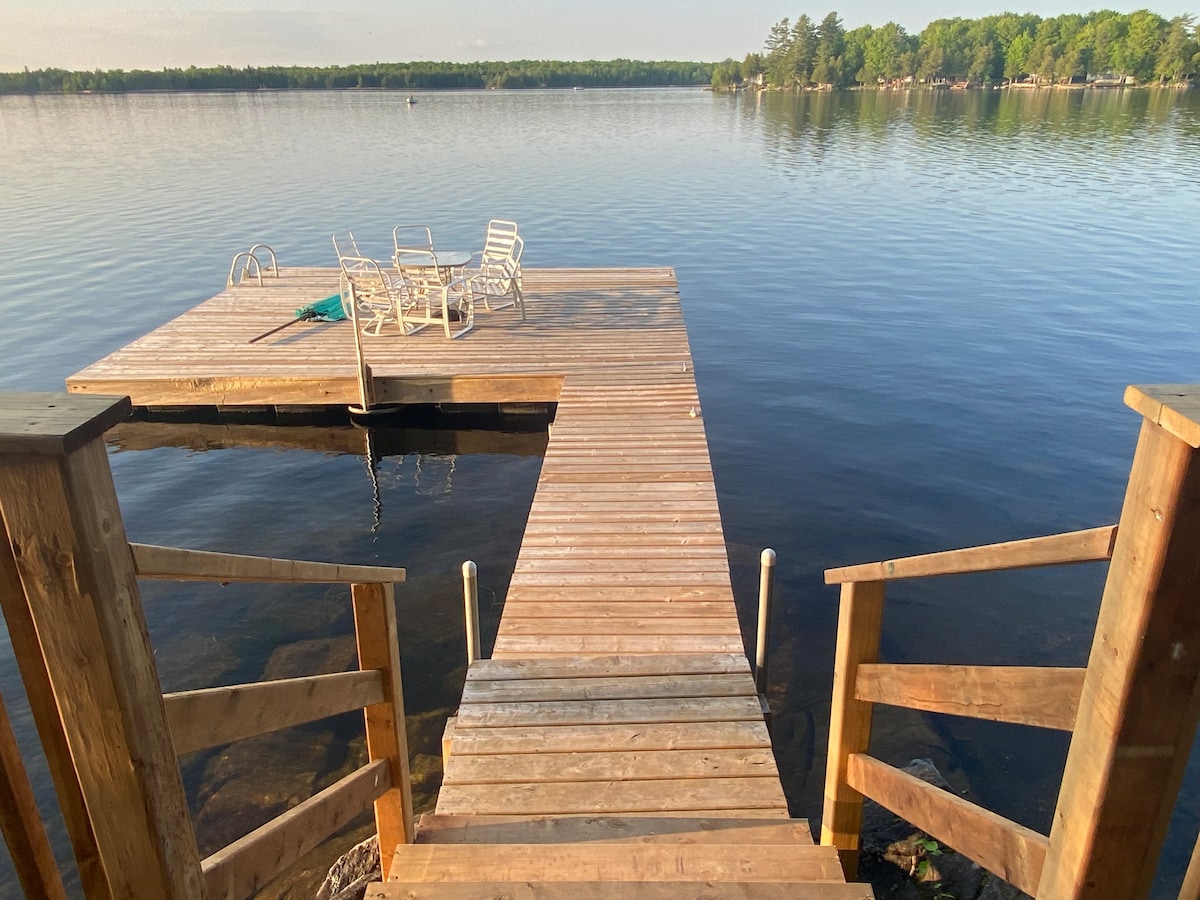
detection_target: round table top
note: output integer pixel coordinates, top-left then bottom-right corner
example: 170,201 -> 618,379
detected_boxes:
394,250 -> 472,268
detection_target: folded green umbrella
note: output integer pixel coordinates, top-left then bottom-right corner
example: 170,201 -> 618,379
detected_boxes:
249,293 -> 345,343
297,293 -> 347,322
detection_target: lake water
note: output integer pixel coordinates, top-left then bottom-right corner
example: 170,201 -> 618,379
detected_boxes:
2,86 -> 1199,895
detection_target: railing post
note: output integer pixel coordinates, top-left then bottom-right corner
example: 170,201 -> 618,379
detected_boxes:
820,579 -> 886,879
352,581 -> 415,874
462,560 -> 481,665
0,511 -> 109,899
1038,385 -> 1200,900
0,688 -> 68,900
0,392 -> 205,898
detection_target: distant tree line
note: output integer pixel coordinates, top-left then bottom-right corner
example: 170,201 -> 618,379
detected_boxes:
0,59 -> 714,94
711,10 -> 1200,89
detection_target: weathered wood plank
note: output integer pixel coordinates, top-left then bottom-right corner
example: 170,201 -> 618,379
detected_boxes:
131,543 -> 405,584
435,778 -> 789,816
465,653 -> 751,680
498,618 -> 741,636
456,696 -> 765,728
413,814 -> 815,845
847,753 -> 1047,897
382,842 -> 844,882
448,721 -> 771,755
444,748 -> 779,784
462,673 -> 754,704
368,883 -> 873,899
164,670 -> 384,755
825,526 -> 1117,584
501,600 -> 736,617
202,759 -> 390,899
491,634 -> 747,655
855,664 -> 1085,731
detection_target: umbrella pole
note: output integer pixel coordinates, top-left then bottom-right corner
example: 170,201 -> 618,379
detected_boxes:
346,282 -> 373,414
247,312 -> 309,344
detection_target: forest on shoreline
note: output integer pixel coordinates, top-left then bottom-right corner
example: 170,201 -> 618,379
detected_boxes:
0,60 -> 712,94
716,9 -> 1200,90
3,10 -> 1197,95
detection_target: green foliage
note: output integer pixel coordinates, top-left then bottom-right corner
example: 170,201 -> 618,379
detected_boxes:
0,60 -> 715,94
711,58 -> 743,89
750,9 -> 1200,88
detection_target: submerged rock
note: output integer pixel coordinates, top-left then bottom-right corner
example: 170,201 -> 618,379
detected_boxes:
315,835 -> 380,900
859,759 -> 1030,900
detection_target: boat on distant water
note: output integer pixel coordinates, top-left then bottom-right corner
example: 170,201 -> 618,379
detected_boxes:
406,94 -> 417,105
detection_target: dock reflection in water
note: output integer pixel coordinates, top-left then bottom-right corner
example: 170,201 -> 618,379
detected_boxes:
106,408 -> 547,863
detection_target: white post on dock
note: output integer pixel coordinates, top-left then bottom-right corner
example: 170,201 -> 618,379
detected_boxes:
462,560 -> 481,665
345,280 -> 373,414
755,548 -> 776,697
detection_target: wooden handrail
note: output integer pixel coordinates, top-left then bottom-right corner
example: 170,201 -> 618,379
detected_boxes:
824,525 -> 1117,584
164,670 -> 385,756
846,753 -> 1048,897
855,664 -> 1085,731
130,543 -> 406,584
201,759 -> 391,899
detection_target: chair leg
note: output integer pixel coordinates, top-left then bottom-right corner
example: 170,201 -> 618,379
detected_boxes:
514,282 -> 526,321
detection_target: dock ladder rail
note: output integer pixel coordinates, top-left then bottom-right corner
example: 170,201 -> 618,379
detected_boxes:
227,243 -> 279,287
0,391 -> 416,900
821,384 -> 1200,900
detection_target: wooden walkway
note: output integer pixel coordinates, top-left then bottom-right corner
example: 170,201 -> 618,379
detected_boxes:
69,267 -> 864,894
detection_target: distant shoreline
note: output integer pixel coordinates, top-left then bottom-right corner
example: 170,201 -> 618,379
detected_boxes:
0,60 -> 717,95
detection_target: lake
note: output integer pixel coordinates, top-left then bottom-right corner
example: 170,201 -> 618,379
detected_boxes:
1,85 -> 1199,896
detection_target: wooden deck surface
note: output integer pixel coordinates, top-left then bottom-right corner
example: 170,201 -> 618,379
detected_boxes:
68,266 -> 787,821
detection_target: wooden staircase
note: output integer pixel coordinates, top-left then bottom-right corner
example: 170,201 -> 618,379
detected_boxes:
366,814 -> 874,898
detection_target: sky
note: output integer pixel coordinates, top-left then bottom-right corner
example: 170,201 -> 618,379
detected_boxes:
1,0 -> 1197,71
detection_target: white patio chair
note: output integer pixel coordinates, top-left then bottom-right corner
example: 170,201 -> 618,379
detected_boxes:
466,230 -> 525,320
392,224 -> 434,262
394,249 -> 474,339
332,230 -> 365,260
338,255 -> 427,336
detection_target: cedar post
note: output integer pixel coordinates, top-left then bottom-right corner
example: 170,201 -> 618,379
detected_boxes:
1038,385 -> 1200,899
352,581 -> 415,877
820,579 -> 886,877
0,510 -> 109,899
0,688 -> 68,900
0,392 -> 205,898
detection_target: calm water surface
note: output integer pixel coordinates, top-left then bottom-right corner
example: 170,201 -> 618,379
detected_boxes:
1,87 -> 1199,895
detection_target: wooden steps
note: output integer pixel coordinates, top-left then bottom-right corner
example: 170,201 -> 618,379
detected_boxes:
412,814 -> 816,845
367,883 -> 874,899
436,654 -> 789,818
365,814 -> 874,898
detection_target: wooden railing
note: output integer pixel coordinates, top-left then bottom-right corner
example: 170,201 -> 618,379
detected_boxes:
822,384 -> 1200,900
133,545 -> 412,899
821,525 -> 1115,896
0,393 -> 414,899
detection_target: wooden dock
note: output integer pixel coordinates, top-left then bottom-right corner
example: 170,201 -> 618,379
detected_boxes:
13,287 -> 1199,898
66,267 -> 869,896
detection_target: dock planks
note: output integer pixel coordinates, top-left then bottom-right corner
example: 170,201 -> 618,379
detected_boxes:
69,265 -> 784,823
